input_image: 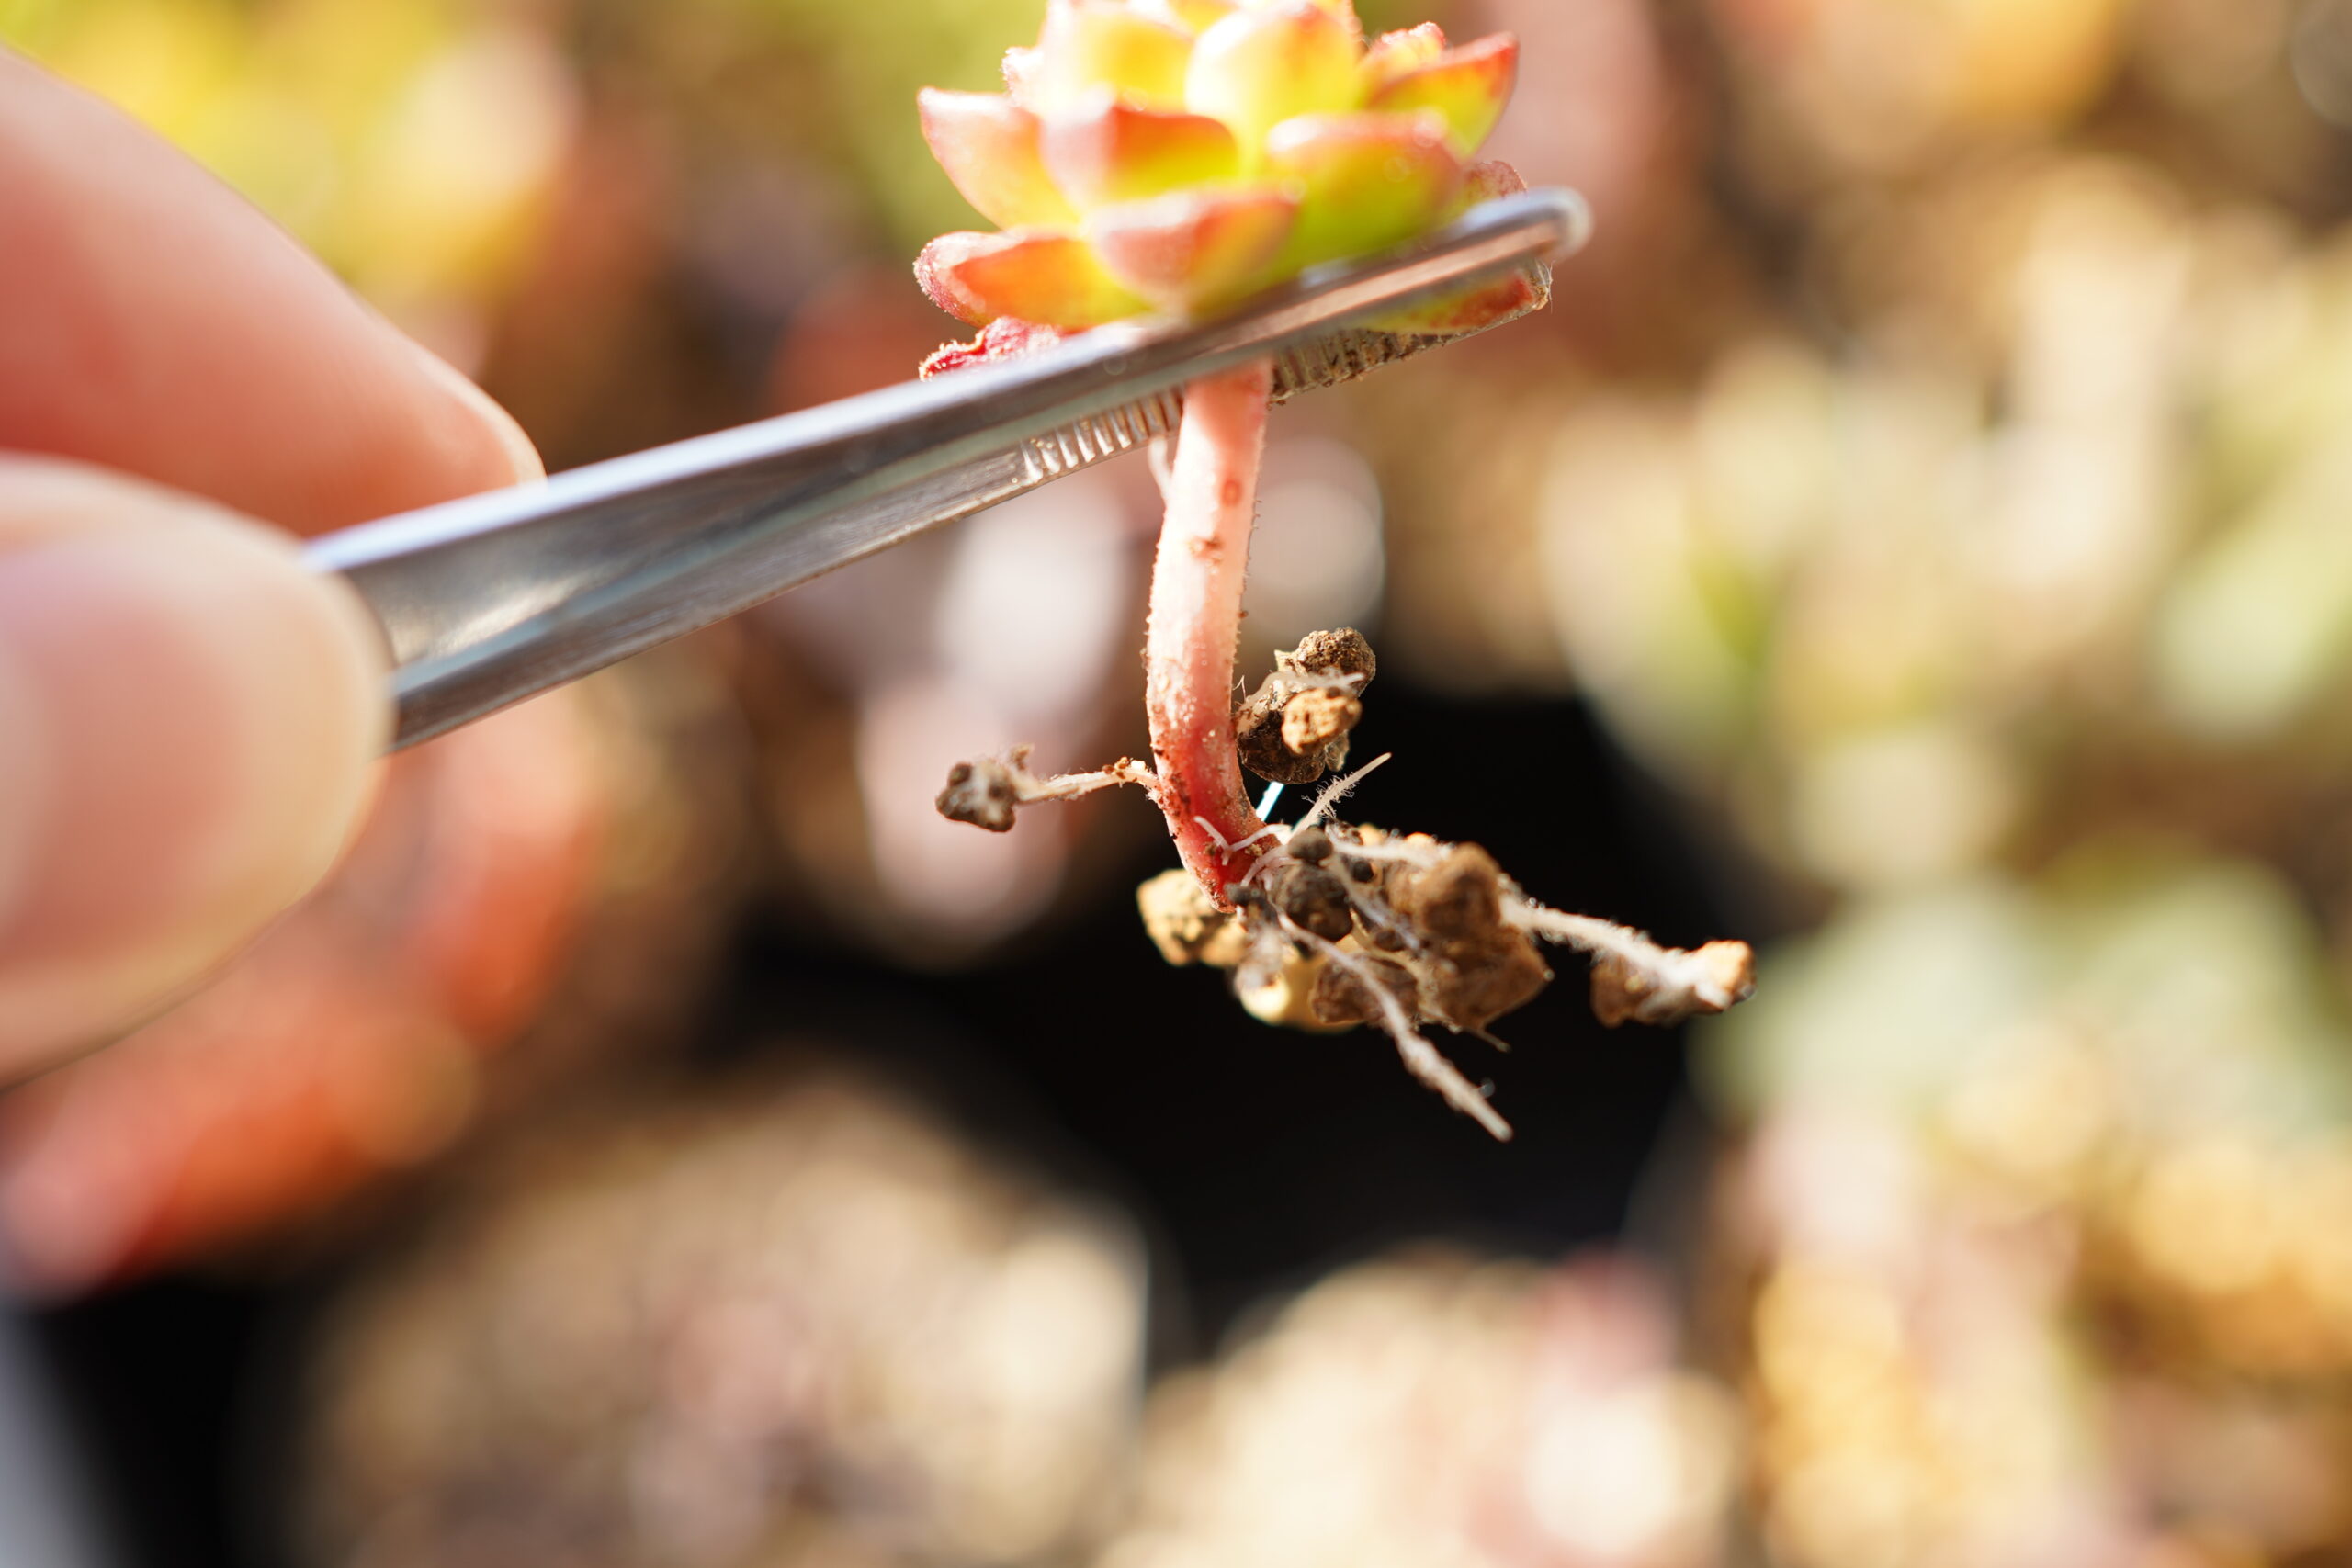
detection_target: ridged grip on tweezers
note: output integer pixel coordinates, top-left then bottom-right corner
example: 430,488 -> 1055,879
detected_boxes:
1012,299 -> 1549,479
308,189 -> 1588,748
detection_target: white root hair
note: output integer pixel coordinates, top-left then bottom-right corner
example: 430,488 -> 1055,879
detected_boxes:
1191,816 -> 1285,857
1295,751 -> 1394,833
1276,912 -> 1513,1142
1322,834 -> 1444,868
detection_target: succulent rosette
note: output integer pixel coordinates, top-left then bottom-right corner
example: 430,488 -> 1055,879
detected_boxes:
914,0 -> 1528,342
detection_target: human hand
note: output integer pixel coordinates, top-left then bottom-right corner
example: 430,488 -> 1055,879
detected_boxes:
0,51 -> 540,1076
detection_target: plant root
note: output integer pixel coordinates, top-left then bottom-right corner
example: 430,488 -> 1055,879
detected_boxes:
935,745 -> 1158,833
1278,915 -> 1512,1141
933,427 -> 1758,1131
943,629 -> 1758,1135
1504,903 -> 1757,1027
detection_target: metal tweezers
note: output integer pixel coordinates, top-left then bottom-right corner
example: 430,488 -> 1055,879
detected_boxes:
305,188 -> 1590,749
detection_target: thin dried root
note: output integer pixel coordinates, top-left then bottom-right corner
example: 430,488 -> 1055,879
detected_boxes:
1282,916 -> 1512,1141
1295,752 -> 1392,834
1503,901 -> 1756,1027
936,745 -> 1159,833
949,610 -> 1757,1137
1138,793 -> 1756,1134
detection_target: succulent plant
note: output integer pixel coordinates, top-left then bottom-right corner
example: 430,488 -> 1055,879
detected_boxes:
913,0 -> 1526,334
918,5 -> 1754,1138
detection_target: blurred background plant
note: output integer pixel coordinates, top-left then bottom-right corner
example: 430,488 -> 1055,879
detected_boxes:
16,0 -> 2352,1563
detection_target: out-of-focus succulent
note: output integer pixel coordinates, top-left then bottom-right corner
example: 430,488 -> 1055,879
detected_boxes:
1700,849 -> 2352,1563
3,0 -> 578,361
1101,1249 -> 1737,1568
1508,156 -> 2352,911
913,0 -> 1524,332
300,1070 -> 1147,1568
1704,0 -> 2135,182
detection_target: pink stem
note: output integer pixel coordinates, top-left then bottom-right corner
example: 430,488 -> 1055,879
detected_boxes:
1145,359 -> 1274,905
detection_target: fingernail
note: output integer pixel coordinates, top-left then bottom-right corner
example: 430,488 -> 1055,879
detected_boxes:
0,463 -> 387,1073
404,343 -> 547,485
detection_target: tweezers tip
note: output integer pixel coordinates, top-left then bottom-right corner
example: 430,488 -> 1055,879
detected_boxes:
1267,258 -> 1555,404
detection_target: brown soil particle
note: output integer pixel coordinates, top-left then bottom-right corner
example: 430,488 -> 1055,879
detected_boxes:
1235,693 -> 1330,784
1589,940 -> 1756,1027
1234,627 -> 1379,785
1288,628 -> 1377,682
935,758 -> 1021,832
1283,826 -> 1335,864
1282,689 -> 1363,756
1137,868 -> 1248,968
1426,939 -> 1553,1033
1387,843 -> 1508,943
1385,845 -> 1553,1031
1266,859 -> 1355,942
1233,939 -> 1350,1032
1308,952 -> 1420,1029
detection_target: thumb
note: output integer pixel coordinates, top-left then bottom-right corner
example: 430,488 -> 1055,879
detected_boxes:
0,457 -> 387,1077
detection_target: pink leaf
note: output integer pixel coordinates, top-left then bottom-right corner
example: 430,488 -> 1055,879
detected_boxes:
1370,268 -> 1542,334
922,316 -> 1071,378
1089,187 -> 1300,310
1023,1 -> 1195,114
1366,160 -> 1536,333
1262,110 -> 1464,271
1040,96 -> 1241,208
1459,157 -> 1528,206
1132,0 -> 1237,33
915,228 -> 1146,329
1184,1 -> 1361,152
1360,22 -> 1447,90
918,90 -> 1079,230
1364,32 -> 1517,157
1002,45 -> 1044,102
